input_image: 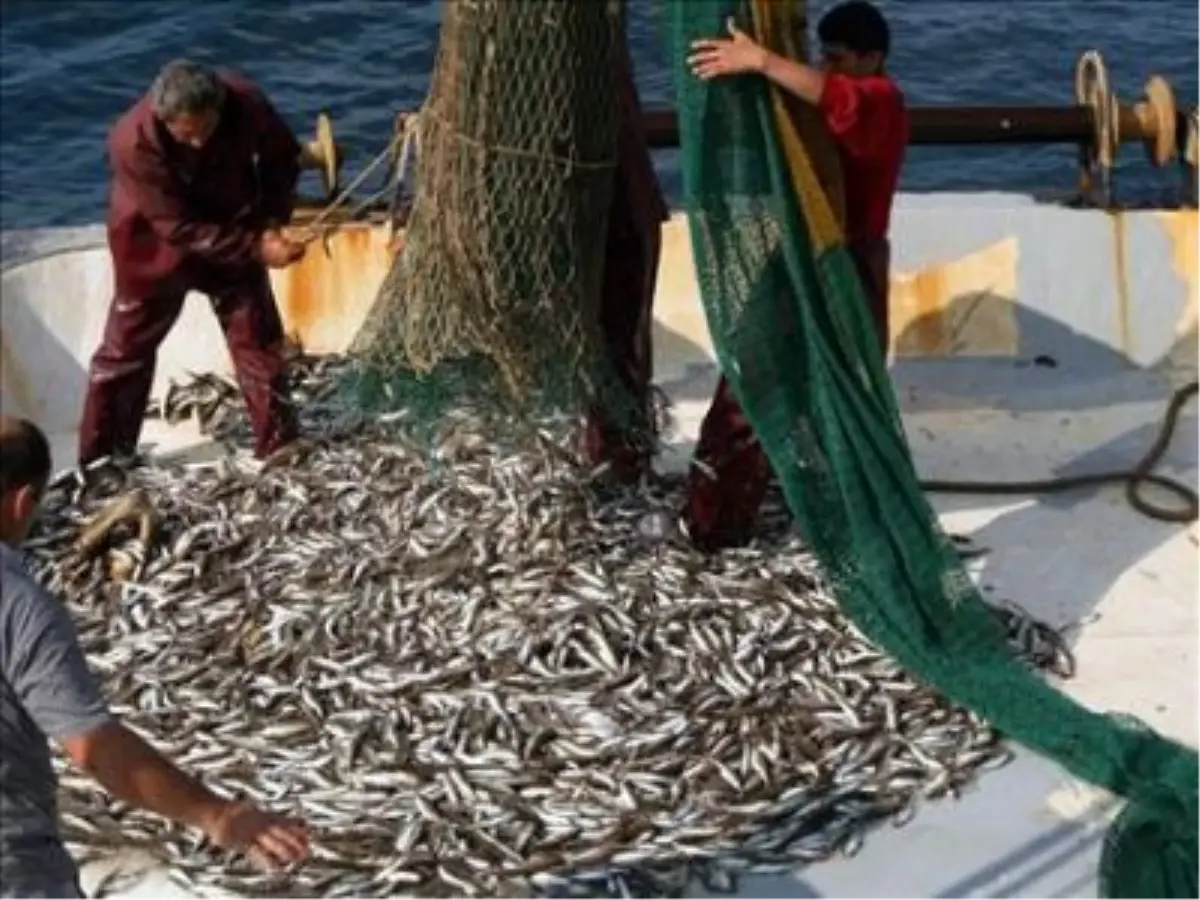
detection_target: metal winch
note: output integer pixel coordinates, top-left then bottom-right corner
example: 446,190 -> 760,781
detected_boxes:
1073,50 -> 1195,206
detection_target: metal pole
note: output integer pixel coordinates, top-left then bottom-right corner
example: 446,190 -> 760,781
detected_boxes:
641,106 -> 1097,149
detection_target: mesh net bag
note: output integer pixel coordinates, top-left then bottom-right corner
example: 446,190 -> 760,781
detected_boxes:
345,0 -> 641,439
666,0 -> 1198,896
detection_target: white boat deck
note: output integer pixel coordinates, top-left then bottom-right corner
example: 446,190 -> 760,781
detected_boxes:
2,210 -> 1196,898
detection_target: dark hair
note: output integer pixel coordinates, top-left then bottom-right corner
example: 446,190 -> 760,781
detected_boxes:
0,417 -> 52,496
818,1 -> 891,58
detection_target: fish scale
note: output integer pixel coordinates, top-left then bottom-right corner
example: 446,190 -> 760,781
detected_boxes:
26,354 -> 1075,899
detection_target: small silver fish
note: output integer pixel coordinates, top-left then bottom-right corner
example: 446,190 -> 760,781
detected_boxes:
27,356 -> 1072,898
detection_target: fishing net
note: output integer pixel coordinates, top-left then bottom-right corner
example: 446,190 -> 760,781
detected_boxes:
346,0 -> 640,438
667,1 -> 1198,897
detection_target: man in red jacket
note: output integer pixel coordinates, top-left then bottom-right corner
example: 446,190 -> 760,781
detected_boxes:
684,0 -> 910,551
78,59 -> 308,467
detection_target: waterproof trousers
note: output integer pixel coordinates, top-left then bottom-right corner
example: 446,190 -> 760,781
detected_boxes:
583,207 -> 663,483
78,266 -> 297,465
683,239 -> 891,551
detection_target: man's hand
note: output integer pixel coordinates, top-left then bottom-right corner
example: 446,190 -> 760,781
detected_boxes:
203,798 -> 310,872
688,18 -> 770,80
388,232 -> 405,256
63,722 -> 311,874
259,229 -> 307,269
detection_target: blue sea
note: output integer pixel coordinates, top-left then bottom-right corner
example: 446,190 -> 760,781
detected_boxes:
1,0 -> 1196,227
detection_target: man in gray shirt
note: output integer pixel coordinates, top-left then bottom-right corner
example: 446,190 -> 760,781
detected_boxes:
0,415 -> 310,898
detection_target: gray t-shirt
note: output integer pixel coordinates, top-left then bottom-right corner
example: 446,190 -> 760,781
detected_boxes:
1,543 -> 114,899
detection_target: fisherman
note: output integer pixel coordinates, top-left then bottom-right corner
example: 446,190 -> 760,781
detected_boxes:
683,0 -> 909,550
582,16 -> 670,483
78,59 -> 307,469
0,415 -> 311,899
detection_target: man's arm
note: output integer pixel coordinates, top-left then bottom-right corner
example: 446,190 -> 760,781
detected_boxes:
688,21 -> 897,161
4,585 -> 309,871
758,52 -> 826,106
688,20 -> 826,104
111,136 -> 263,269
739,50 -> 897,160
61,722 -> 309,869
4,588 -> 222,832
62,722 -> 225,834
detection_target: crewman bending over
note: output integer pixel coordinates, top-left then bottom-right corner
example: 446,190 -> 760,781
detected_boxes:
78,59 -> 308,468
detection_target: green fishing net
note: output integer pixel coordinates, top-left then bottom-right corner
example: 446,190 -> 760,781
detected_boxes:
666,0 -> 1198,896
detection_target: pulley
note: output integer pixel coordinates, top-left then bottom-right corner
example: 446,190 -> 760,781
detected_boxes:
1123,75 -> 1177,168
297,110 -> 344,203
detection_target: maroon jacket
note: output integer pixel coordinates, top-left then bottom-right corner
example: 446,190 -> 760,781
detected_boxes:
106,71 -> 301,296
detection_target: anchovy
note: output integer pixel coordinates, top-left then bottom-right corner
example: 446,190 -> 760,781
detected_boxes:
27,353 -> 1075,899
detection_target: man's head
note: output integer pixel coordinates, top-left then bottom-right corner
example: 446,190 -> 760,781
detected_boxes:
150,59 -> 227,149
817,1 -> 891,77
0,416 -> 51,545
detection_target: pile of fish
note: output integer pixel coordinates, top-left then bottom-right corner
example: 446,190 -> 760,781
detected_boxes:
23,356 -> 1074,898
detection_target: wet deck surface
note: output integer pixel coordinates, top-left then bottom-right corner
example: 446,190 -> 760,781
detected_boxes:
60,359 -> 1197,900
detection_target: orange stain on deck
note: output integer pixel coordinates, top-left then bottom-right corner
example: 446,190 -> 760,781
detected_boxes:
1109,211 -> 1133,353
265,219 -> 1032,361
1155,210 -> 1198,360
272,224 -> 393,353
889,237 -> 1020,357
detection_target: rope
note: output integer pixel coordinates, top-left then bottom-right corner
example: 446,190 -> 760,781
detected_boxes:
386,113 -> 422,240
921,380 -> 1199,524
422,105 -> 619,173
293,129 -> 411,245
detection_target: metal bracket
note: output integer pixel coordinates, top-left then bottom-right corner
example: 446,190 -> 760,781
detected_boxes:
1180,106 -> 1200,208
298,110 -> 345,203
1074,51 -> 1117,206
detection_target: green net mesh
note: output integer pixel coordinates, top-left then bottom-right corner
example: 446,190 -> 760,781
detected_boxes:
666,0 -> 1198,896
345,0 -> 641,439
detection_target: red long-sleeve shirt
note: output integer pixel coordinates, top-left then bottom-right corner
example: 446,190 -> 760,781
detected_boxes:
106,71 -> 301,296
817,72 -> 909,243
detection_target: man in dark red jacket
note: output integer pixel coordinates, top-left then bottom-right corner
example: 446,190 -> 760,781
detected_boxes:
685,0 -> 910,551
78,59 -> 308,467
